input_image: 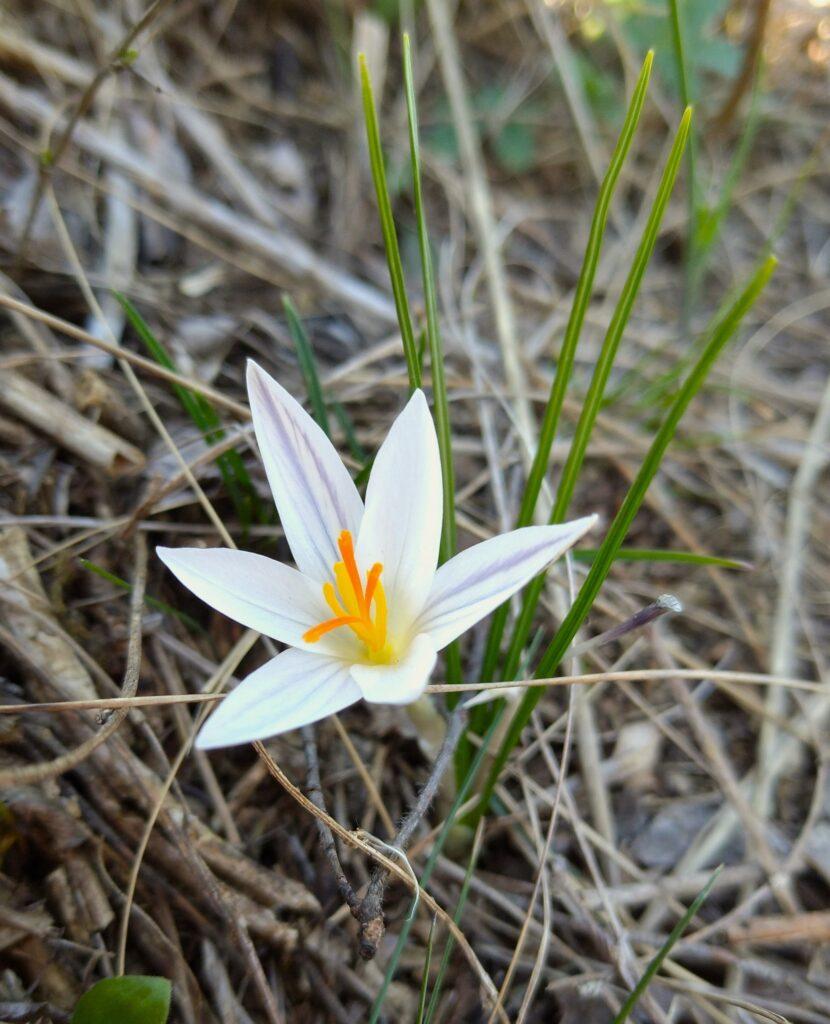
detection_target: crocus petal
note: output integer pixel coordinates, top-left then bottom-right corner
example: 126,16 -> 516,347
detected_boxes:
196,648 -> 361,749
416,515 -> 597,650
157,546 -> 358,659
350,633 -> 437,705
356,390 -> 442,638
247,360 -> 363,582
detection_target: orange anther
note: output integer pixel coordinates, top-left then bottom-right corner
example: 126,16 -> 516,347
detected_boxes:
303,615 -> 362,644
304,532 -> 389,659
337,530 -> 366,614
364,563 -> 383,607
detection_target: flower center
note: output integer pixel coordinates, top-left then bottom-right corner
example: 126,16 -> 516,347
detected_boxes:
303,531 -> 393,663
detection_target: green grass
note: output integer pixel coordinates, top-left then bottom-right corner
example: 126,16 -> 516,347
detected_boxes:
80,558 -> 202,632
117,293 -> 264,529
422,823 -> 485,1022
471,255 -> 776,822
359,54 -> 421,390
573,547 -> 751,570
414,916 -> 437,1024
356,30 -> 776,996
282,295 -> 331,437
367,709 -> 506,1022
613,866 -> 721,1022
478,50 -> 654,692
496,105 -> 692,690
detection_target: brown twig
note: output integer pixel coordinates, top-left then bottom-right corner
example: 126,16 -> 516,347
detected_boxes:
252,735 -> 507,1019
0,294 -> 250,419
0,692 -> 224,714
354,700 -> 468,959
254,702 -> 469,961
301,723 -> 361,913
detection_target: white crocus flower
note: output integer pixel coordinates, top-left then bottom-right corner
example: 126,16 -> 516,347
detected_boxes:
158,362 -> 596,750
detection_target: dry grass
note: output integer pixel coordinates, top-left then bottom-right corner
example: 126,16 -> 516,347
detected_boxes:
0,1 -> 828,1022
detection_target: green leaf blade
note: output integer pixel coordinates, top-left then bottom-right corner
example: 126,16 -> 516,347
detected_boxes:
478,50 -> 654,688
613,866 -> 722,1023
472,255 -> 776,822
359,53 -> 421,390
71,976 -> 171,1024
282,295 -> 331,437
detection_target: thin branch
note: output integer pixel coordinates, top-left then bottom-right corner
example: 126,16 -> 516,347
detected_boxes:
0,692 -> 224,714
16,0 -> 177,261
302,723 -> 360,913
0,293 -> 250,419
354,700 -> 468,959
2,665 -> 822,719
252,734 -> 507,1021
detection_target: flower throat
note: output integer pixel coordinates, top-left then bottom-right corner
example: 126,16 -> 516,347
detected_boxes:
303,531 -> 392,663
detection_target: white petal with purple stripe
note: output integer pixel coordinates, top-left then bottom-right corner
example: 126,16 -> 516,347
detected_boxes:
196,648 -> 361,749
247,360 -> 363,582
415,516 -> 597,651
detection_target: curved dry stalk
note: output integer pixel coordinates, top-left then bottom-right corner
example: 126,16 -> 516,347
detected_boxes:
428,667 -> 825,697
0,293 -> 250,419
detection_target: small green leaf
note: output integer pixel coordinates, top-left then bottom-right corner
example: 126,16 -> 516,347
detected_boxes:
71,976 -> 171,1024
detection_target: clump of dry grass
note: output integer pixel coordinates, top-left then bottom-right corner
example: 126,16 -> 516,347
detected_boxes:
0,1 -> 828,1022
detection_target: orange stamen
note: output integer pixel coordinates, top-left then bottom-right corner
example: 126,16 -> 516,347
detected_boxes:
364,563 -> 383,607
302,532 -> 390,660
337,531 -> 366,614
303,614 -> 362,644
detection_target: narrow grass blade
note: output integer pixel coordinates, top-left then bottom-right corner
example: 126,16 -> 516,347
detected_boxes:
518,51 -> 653,533
332,400 -> 367,462
472,255 -> 776,822
478,51 -> 653,687
359,53 -> 421,390
496,106 -> 692,686
610,72 -> 764,412
424,822 -> 485,1023
282,295 -> 331,436
402,33 -> 456,565
573,547 -> 751,571
667,0 -> 699,327
612,866 -> 722,1023
368,707 -> 505,1022
116,293 -> 263,527
553,107 -> 691,525
415,916 -> 437,1024
79,558 -> 202,632
402,33 -> 463,719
